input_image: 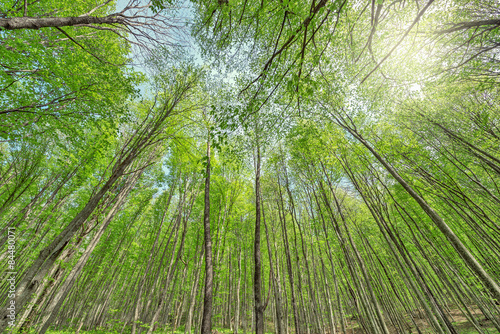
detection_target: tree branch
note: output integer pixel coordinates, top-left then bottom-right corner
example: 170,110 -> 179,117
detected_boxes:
437,19 -> 500,34
0,15 -> 125,30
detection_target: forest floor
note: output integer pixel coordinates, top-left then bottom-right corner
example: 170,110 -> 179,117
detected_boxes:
343,306 -> 497,333
47,318 -> 498,334
45,307 -> 498,334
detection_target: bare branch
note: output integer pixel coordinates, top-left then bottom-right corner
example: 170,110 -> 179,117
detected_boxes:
437,19 -> 500,34
0,1 -> 189,56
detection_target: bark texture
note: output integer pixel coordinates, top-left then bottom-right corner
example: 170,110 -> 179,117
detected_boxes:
201,138 -> 213,334
0,16 -> 125,30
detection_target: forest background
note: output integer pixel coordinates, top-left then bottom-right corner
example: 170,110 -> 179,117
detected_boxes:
0,0 -> 499,333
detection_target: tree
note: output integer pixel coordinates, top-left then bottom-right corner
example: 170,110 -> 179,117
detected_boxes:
0,0 -> 184,48
0,0 -> 189,142
2,1 -> 500,333
0,64 -> 201,332
201,128 -> 213,334
190,0 -> 500,303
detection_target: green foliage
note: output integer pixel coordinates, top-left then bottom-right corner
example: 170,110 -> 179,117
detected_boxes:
3,1 -> 500,334
0,0 -> 143,143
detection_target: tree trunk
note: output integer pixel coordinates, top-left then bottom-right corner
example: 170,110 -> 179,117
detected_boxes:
201,136 -> 213,334
185,248 -> 204,334
234,232 -> 242,334
254,142 -> 264,334
0,15 -> 126,30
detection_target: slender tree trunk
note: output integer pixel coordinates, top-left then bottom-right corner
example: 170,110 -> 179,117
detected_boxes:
262,202 -> 283,334
201,135 -> 213,334
234,231 -> 242,334
276,183 -> 300,334
254,141 -> 264,334
185,247 -> 204,334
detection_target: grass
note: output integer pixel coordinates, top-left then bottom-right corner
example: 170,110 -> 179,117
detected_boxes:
46,328 -> 277,334
39,315 -> 498,334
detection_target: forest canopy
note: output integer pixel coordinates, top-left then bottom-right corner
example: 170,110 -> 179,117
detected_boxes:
0,0 -> 499,334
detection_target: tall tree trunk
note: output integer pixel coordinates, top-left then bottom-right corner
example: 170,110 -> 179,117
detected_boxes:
254,141 -> 264,334
262,202 -> 283,334
276,181 -> 300,334
185,247 -> 204,334
234,230 -> 242,334
201,135 -> 213,334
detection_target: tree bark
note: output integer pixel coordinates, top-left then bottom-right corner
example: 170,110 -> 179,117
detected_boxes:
201,136 -> 213,334
234,232 -> 242,334
185,248 -> 204,334
0,15 -> 125,30
254,141 -> 264,334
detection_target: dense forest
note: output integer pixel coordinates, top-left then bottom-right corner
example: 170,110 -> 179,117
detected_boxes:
0,0 -> 499,333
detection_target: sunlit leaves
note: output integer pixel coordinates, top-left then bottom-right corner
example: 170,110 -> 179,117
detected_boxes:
0,0 -> 142,144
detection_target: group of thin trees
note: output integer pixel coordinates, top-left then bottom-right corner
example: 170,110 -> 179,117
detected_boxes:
1,0 -> 500,333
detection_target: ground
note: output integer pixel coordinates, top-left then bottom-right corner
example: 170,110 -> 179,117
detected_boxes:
44,307 -> 499,334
